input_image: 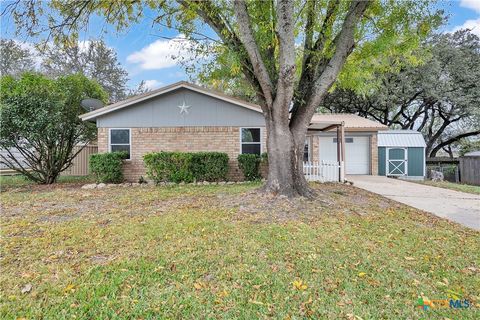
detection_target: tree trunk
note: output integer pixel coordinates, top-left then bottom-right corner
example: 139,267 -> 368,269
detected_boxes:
262,119 -> 313,198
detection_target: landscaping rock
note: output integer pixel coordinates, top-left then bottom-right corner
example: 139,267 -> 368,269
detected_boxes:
97,183 -> 106,188
226,181 -> 235,185
430,170 -> 444,182
81,184 -> 97,190
131,182 -> 140,187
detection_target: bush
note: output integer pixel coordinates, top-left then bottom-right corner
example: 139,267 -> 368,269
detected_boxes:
191,152 -> 230,182
143,151 -> 229,184
237,154 -> 262,181
89,151 -> 128,183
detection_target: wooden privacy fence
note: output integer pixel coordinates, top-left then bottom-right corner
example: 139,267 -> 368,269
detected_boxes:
62,145 -> 98,176
459,156 -> 480,186
303,160 -> 340,182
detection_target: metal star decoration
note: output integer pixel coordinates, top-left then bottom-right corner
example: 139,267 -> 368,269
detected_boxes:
178,101 -> 191,115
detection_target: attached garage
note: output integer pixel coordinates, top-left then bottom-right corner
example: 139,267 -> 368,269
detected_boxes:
377,130 -> 426,180
318,136 -> 370,175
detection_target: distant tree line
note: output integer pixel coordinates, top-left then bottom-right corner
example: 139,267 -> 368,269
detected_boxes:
0,39 -> 148,103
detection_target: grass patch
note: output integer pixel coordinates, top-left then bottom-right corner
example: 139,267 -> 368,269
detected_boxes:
1,183 -> 479,319
417,180 -> 480,195
0,175 -> 95,190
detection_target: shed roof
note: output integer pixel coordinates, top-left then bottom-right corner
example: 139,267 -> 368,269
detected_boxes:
378,130 -> 426,148
464,151 -> 480,157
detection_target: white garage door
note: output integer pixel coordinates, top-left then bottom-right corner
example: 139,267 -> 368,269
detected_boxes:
319,136 -> 370,175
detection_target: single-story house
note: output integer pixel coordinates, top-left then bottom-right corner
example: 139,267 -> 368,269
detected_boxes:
80,81 -> 400,182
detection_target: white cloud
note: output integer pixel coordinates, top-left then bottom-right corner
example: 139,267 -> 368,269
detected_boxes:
126,35 -> 194,70
143,79 -> 162,90
460,0 -> 480,13
451,18 -> 480,36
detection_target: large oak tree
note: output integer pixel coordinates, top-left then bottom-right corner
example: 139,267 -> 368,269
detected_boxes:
5,0 -> 441,196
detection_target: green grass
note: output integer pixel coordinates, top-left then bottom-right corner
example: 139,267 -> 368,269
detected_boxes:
417,180 -> 480,195
0,175 -> 95,189
1,183 -> 478,319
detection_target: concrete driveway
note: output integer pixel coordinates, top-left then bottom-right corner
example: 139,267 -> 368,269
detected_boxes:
348,175 -> 480,230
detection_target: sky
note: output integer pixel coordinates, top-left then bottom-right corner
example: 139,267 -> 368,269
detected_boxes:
1,0 -> 480,91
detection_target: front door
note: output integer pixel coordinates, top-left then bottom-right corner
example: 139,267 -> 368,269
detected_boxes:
387,148 -> 407,176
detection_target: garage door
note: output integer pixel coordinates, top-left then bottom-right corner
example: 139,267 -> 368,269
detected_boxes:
319,136 -> 370,175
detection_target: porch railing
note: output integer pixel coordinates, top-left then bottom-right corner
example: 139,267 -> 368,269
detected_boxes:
303,160 -> 340,182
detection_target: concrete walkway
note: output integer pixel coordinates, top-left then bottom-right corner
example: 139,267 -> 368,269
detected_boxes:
348,175 -> 480,230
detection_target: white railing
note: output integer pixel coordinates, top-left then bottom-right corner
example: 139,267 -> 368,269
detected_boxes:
303,160 -> 340,182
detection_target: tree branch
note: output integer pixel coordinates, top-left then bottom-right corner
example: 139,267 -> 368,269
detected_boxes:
233,0 -> 274,108
290,0 -> 371,133
429,129 -> 480,157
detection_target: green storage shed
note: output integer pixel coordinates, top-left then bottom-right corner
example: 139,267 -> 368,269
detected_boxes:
378,130 -> 426,180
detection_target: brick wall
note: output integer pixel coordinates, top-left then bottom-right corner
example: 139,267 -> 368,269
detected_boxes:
98,127 -> 267,182
370,133 -> 378,175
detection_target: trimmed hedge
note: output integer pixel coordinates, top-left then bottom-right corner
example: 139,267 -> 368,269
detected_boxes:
143,151 -> 229,184
237,153 -> 262,181
89,151 -> 128,183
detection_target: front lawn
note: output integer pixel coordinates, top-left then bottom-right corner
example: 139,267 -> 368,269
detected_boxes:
416,180 -> 480,195
0,175 -> 95,190
1,183 -> 478,319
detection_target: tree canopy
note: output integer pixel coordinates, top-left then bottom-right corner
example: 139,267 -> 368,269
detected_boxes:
0,39 -> 36,76
0,38 -> 147,103
322,29 -> 480,157
41,40 -> 130,103
0,73 -> 107,183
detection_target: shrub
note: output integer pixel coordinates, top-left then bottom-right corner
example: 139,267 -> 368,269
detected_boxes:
89,151 -> 128,183
191,152 -> 230,182
143,151 -> 229,184
237,154 -> 262,181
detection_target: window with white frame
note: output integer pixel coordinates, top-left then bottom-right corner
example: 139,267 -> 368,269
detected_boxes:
110,128 -> 131,159
241,128 -> 261,155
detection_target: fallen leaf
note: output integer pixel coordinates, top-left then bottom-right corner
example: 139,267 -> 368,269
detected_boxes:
193,282 -> 204,290
64,284 -> 76,293
292,280 -> 308,290
21,283 -> 32,294
358,272 -> 367,277
218,290 -> 229,298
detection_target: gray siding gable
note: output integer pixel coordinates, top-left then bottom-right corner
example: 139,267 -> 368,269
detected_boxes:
96,88 -> 266,128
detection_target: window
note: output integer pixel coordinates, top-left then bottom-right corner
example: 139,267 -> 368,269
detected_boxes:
241,128 -> 261,155
303,140 -> 310,162
333,137 -> 353,143
110,128 -> 131,159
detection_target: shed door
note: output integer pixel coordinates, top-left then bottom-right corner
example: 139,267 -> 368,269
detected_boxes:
387,148 -> 407,176
319,136 -> 370,175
